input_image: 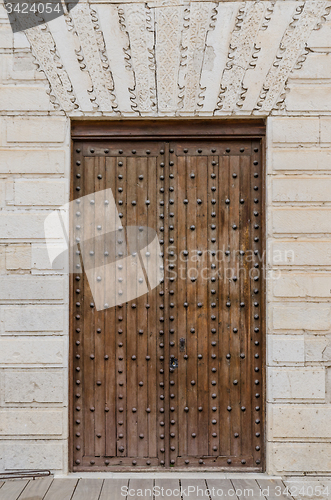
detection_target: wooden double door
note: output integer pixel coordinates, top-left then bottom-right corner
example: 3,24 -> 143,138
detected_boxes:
70,121 -> 265,471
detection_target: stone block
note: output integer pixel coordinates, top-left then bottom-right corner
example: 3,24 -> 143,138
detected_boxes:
286,85 -> 331,112
5,245 -> 31,270
272,208 -> 331,234
270,405 -> 331,439
0,213 -> 54,239
0,180 -> 14,207
272,273 -> 331,298
14,179 -> 66,206
4,370 -> 64,403
0,246 -> 5,274
268,367 -> 325,401
290,53 -> 331,79
6,117 -> 67,143
3,305 -> 64,333
326,367 -> 331,403
0,409 -> 63,435
3,441 -> 64,470
270,443 -> 331,473
268,335 -> 304,364
271,240 -> 331,267
13,32 -> 30,50
271,148 -> 331,172
0,25 -> 13,49
0,149 -> 65,174
31,244 -> 65,271
12,52 -> 37,75
272,177 -> 331,202
307,21 -> 331,49
272,303 -> 331,331
320,117 -> 331,144
271,117 -> 319,144
0,86 -> 51,111
0,337 -> 64,364
0,276 -> 64,300
305,335 -> 331,363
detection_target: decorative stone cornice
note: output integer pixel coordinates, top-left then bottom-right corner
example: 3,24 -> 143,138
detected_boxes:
24,0 -> 331,117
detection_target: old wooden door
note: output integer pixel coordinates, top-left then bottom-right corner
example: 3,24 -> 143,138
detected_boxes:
70,121 -> 265,471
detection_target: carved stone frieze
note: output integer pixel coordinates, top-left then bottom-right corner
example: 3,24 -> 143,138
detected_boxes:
119,4 -> 157,114
23,1 -> 331,117
216,1 -> 267,112
155,6 -> 183,114
257,1 -> 331,112
179,2 -> 217,114
70,3 -> 118,113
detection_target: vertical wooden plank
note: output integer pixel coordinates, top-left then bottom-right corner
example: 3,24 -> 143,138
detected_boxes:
147,155 -> 157,459
71,479 -> 103,500
18,477 -> 53,499
72,144 -> 84,468
94,156 -> 106,459
155,479 -> 180,498
186,155 -> 198,457
156,146 -> 167,466
100,479 -> 130,500
231,479 -> 263,498
126,155 -> 138,458
127,479 -> 153,500
208,154 -> 219,457
0,480 -> 29,499
105,155 -> 117,457
257,479 -> 290,500
83,156 -> 96,458
180,480 -> 209,499
176,154 -> 187,460
163,144 -> 171,466
196,154 -> 209,457
168,145 -> 179,467
43,479 -> 78,500
228,155 -> 241,460
239,154 -> 252,461
207,479 -> 238,500
218,154 -> 231,457
137,156 -> 148,459
251,141 -> 264,468
115,154 -> 128,459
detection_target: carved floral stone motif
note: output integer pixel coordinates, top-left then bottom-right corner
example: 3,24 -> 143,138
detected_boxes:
24,0 -> 331,116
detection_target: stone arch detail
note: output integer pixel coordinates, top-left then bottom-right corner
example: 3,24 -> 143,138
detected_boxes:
23,0 -> 331,117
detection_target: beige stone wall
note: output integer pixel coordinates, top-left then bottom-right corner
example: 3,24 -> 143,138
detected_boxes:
267,114 -> 331,474
0,0 -> 331,475
0,113 -> 70,471
0,9 -> 70,469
